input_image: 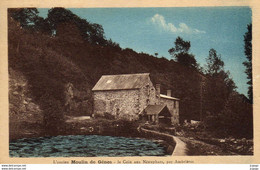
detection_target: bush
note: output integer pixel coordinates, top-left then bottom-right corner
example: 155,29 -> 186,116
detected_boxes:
113,119 -> 139,135
104,112 -> 115,120
41,95 -> 65,135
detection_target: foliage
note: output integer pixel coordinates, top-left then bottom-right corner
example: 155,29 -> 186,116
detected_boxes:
8,14 -> 90,135
41,94 -> 65,134
204,92 -> 253,138
203,48 -> 236,117
202,48 -> 250,138
8,8 -> 39,29
243,24 -> 252,103
46,8 -> 106,45
168,36 -> 197,68
205,48 -> 224,76
8,8 -> 253,138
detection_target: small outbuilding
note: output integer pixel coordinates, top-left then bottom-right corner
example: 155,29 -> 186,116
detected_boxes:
142,105 -> 172,125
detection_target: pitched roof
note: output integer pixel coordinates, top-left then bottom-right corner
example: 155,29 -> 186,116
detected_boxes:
143,105 -> 168,115
92,73 -> 150,91
160,94 -> 180,100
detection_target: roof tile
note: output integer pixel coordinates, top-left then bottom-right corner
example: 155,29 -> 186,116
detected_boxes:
92,73 -> 150,91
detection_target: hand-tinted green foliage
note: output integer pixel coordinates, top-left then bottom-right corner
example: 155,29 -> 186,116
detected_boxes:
8,15 -> 88,134
46,8 -> 107,45
8,8 -> 39,28
168,36 -> 197,68
206,48 -> 224,76
202,48 -> 253,138
243,24 -> 252,103
204,92 -> 253,138
204,49 -> 236,114
8,8 -> 253,138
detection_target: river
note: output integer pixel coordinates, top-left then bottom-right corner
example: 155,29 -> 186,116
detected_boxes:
9,135 -> 169,157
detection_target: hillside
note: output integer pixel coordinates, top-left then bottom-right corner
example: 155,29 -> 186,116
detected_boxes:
8,8 -> 253,139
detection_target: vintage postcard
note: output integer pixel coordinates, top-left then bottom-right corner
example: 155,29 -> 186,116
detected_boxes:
0,0 -> 259,165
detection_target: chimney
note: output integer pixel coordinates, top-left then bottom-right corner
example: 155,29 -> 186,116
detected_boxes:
156,84 -> 161,96
167,90 -> 172,97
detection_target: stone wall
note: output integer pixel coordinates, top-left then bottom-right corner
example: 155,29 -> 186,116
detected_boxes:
92,76 -> 180,124
160,98 -> 179,124
93,89 -> 140,120
139,80 -> 158,114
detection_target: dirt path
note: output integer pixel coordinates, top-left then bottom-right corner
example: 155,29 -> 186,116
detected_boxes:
172,136 -> 188,156
139,127 -> 188,156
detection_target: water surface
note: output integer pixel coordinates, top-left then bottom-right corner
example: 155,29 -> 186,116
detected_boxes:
9,135 -> 168,157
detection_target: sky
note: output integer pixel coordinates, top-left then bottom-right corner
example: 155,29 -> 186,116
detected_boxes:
39,7 -> 252,97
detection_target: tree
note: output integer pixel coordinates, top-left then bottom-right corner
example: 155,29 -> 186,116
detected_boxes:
243,24 -> 252,103
168,36 -> 197,68
47,8 -> 106,45
205,48 -> 236,91
9,8 -> 52,34
89,23 -> 106,45
33,16 -> 52,34
8,8 -> 39,29
205,48 -> 224,76
203,48 -> 237,119
220,92 -> 253,138
47,8 -> 77,36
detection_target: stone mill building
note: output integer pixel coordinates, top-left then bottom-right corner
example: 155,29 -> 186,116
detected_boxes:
92,73 -> 179,125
